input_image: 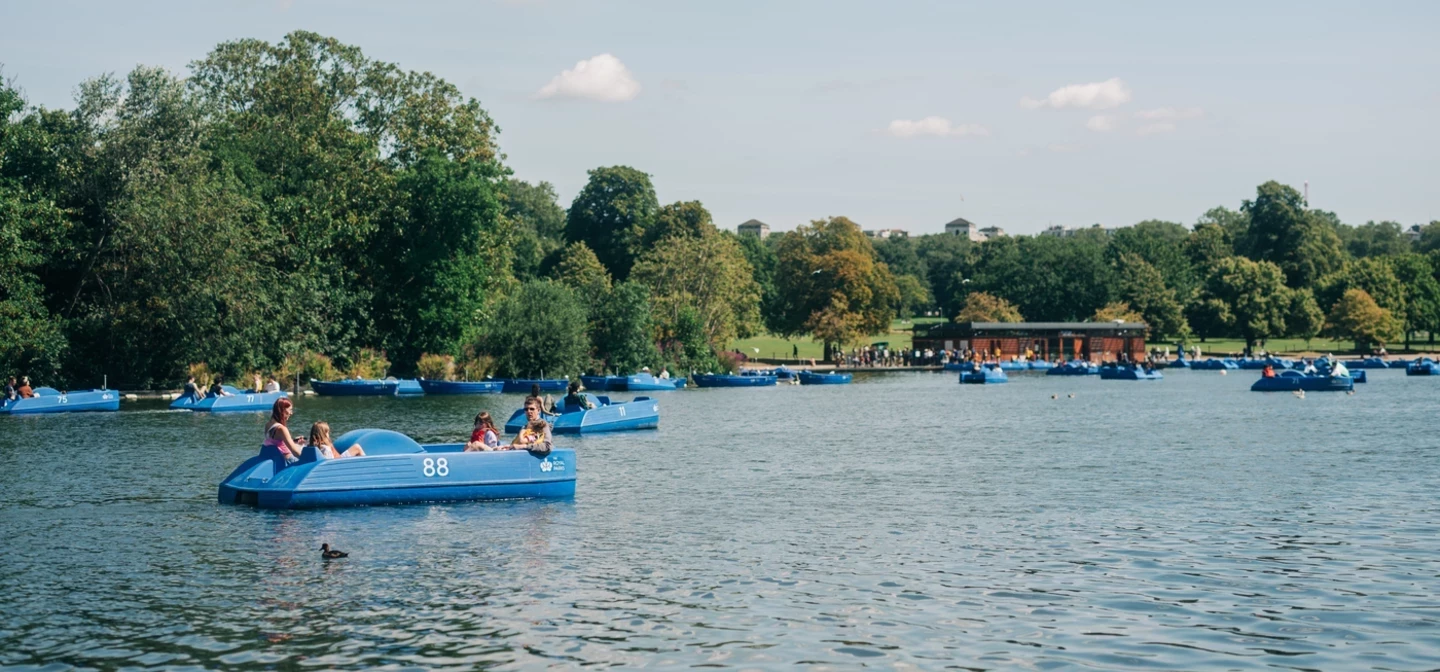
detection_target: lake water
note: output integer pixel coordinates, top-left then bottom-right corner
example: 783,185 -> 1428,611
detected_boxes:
2,369 -> 1439,670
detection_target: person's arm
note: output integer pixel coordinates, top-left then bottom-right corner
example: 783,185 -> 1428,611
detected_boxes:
276,425 -> 305,457
528,425 -> 554,456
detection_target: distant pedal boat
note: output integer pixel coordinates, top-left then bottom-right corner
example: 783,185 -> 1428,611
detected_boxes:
504,393 -> 659,434
1251,370 -> 1354,392
1,387 -> 120,415
499,378 -> 569,394
218,428 -> 575,509
171,386 -> 288,412
417,379 -> 504,395
1099,364 -> 1163,380
311,378 -> 424,396
959,364 -> 1008,384
692,373 -> 777,387
797,371 -> 852,385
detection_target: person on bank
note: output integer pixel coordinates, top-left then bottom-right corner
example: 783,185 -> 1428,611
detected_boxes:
465,411 -> 501,452
264,397 -> 305,463
309,421 -> 364,459
511,397 -> 553,456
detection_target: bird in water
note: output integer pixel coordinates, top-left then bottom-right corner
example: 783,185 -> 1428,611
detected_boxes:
320,543 -> 348,559
1067,393 -> 1075,399
1051,394 -> 1058,399
1219,370 -> 1227,376
1293,390 -> 1305,399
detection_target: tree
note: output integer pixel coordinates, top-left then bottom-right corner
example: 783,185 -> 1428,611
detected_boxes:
1286,289 -> 1325,345
969,232 -> 1114,321
1239,181 -> 1346,287
1108,220 -> 1195,297
648,201 -> 714,246
894,274 -> 932,319
1194,256 -> 1292,349
1389,254 -> 1440,348
1196,205 -> 1248,245
564,166 -> 659,279
873,235 -> 927,282
954,292 -> 1023,322
554,241 -> 613,297
1185,221 -> 1233,271
1325,288 -> 1401,351
1092,302 -> 1144,323
631,231 -> 761,350
1340,220 -> 1409,258
503,179 -> 565,280
772,217 -> 900,359
590,281 -> 660,374
483,280 -> 589,378
914,234 -> 973,318
1317,258 -> 1406,327
736,232 -> 781,332
1114,253 -> 1188,337
373,151 -> 506,373
1416,221 -> 1440,253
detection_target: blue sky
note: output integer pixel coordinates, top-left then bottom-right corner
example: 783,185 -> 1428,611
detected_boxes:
3,1 -> 1437,235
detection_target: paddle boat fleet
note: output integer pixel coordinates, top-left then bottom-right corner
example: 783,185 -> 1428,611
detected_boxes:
1407,358 -> 1440,376
579,372 -> 686,391
218,428 -> 575,509
1099,363 -> 1163,381
417,379 -> 504,394
1251,369 -> 1355,392
692,372 -> 777,387
959,363 -> 1008,384
1046,361 -> 1100,376
1,387 -> 120,414
311,378 -> 424,396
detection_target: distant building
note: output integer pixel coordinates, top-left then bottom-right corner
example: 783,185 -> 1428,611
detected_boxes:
737,219 -> 770,239
1406,224 -> 1423,244
1040,223 -> 1112,237
865,228 -> 908,239
913,321 -> 1150,362
945,217 -> 985,241
979,226 -> 1007,239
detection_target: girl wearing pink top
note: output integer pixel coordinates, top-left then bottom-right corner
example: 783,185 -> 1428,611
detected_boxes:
264,397 -> 306,462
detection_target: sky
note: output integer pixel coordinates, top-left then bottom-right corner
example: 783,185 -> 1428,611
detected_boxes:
2,0 -> 1437,235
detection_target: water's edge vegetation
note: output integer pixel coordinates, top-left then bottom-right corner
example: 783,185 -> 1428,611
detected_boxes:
3,31 -> 1439,388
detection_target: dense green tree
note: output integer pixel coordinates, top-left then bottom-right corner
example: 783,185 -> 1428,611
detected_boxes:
1092,302 -> 1144,323
1389,254 -> 1440,347
648,200 -> 715,246
954,291 -> 1023,322
1196,205 -> 1249,244
564,166 -> 659,279
913,234 -> 973,317
1108,220 -> 1195,296
1325,288 -> 1401,350
736,233 -> 781,332
373,152 -> 507,373
554,241 -> 613,298
1340,220 -> 1410,258
1184,222 -> 1233,271
484,280 -> 589,378
1417,221 -> 1440,253
970,231 -> 1114,321
503,179 -> 565,280
1239,181 -> 1346,287
1286,289 -> 1326,344
894,274 -> 932,319
667,306 -> 721,373
1195,256 -> 1292,348
631,231 -> 761,349
872,235 -> 927,282
772,217 -> 899,358
1113,253 -> 1188,337
590,281 -> 660,374
1317,258 -> 1406,326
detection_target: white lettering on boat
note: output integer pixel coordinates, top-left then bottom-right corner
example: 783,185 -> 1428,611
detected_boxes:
422,457 -> 449,477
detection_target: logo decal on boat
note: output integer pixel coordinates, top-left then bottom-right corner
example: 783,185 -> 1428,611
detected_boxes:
540,459 -> 553,472
539,458 -> 565,473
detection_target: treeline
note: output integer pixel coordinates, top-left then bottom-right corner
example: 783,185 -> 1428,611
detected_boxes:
858,186 -> 1440,352
3,33 -> 1438,388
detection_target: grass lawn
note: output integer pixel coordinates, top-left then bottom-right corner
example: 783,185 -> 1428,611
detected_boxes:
730,317 -> 943,360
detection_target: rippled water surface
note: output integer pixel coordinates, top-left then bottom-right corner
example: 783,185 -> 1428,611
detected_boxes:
3,370 -> 1439,670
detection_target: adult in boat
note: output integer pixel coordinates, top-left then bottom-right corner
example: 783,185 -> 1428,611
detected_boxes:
264,377 -> 281,393
17,376 -> 34,399
182,376 -> 202,400
309,421 -> 364,458
1331,359 -> 1351,378
264,397 -> 306,464
465,411 -> 501,452
209,377 -> 233,398
4,376 -> 16,401
253,373 -> 263,393
658,367 -> 671,380
562,381 -> 593,410
1262,364 -> 1276,378
510,397 -> 553,457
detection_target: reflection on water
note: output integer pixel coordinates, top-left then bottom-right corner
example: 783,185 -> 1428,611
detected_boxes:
2,371 -> 1439,669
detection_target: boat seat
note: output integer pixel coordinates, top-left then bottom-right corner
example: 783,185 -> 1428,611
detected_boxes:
333,428 -> 423,455
295,444 -> 330,465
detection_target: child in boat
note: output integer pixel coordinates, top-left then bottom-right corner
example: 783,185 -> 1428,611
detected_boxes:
264,397 -> 306,463
309,421 -> 365,458
510,397 -> 553,456
1262,364 -> 1276,378
465,411 -> 500,451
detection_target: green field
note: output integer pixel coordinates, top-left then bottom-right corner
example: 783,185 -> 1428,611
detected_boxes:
730,318 -> 943,360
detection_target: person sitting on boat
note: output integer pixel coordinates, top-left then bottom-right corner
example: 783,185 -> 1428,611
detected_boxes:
4,376 -> 16,402
562,381 -> 593,411
1331,359 -> 1351,378
182,376 -> 202,399
1262,364 -> 1276,378
465,411 -> 501,452
658,367 -> 671,379
510,397 -> 553,456
208,377 -> 233,398
264,397 -> 306,464
309,421 -> 364,459
264,377 -> 281,393
1302,359 -> 1318,374
253,373 -> 263,393
17,376 -> 34,399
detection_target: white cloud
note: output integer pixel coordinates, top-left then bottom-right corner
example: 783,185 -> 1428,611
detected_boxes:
1021,78 -> 1132,110
1137,122 -> 1177,135
1086,115 -> 1116,132
1136,106 -> 1203,121
536,54 -> 640,102
885,116 -> 989,138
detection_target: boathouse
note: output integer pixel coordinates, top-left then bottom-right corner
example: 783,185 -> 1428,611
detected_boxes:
912,321 -> 1149,362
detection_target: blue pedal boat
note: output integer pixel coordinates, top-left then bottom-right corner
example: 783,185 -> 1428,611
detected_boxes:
1406,358 -> 1440,376
1251,370 -> 1354,392
218,428 -> 575,509
171,387 -> 288,412
692,373 -> 777,387
798,371 -> 852,385
1238,357 -> 1294,370
960,363 -> 1008,384
579,375 -> 627,391
1190,358 -> 1240,370
311,378 -> 424,396
1,387 -> 120,415
623,373 -> 686,390
1345,357 -> 1390,369
1169,358 -> 1191,368
418,379 -> 504,394
1045,361 -> 1099,376
500,378 -> 569,394
1099,364 -> 1163,380
504,393 -> 659,434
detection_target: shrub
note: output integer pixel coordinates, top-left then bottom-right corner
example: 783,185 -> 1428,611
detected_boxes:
187,362 -> 214,387
416,353 -> 456,380
274,350 -> 338,385
346,348 -> 391,379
